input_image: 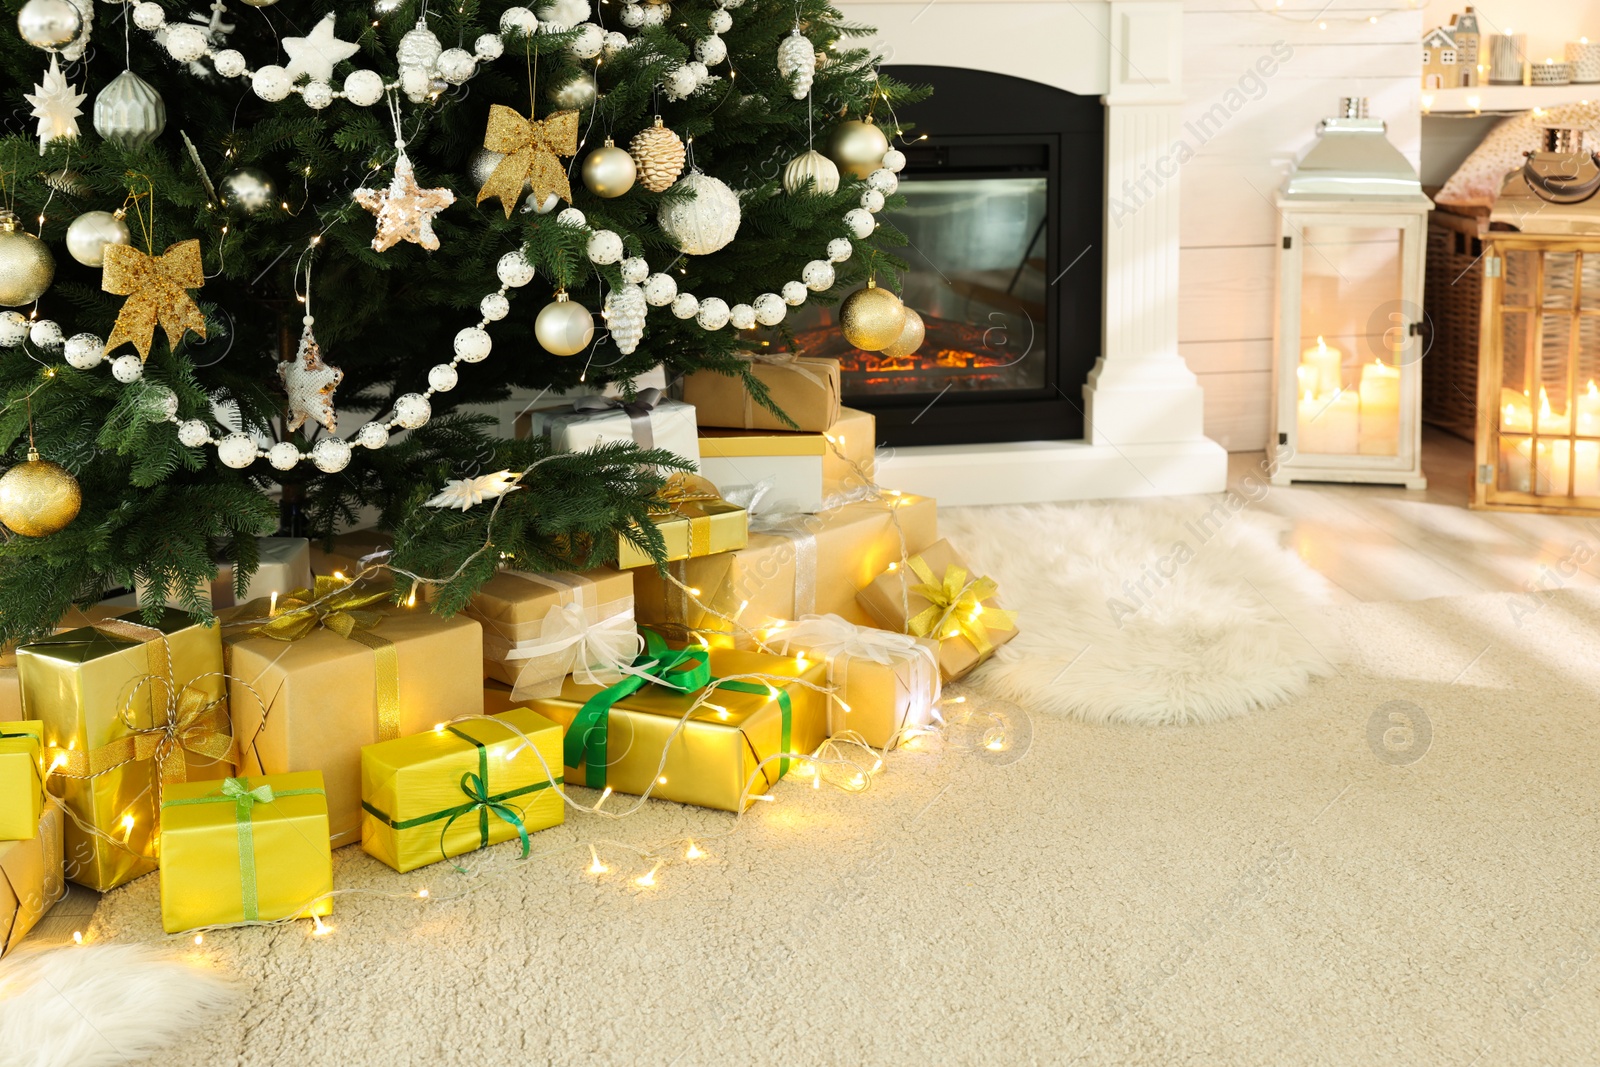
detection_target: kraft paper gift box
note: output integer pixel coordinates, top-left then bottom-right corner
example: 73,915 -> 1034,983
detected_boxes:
763,616 -> 941,751
524,392 -> 700,470
616,475 -> 749,570
225,583 -> 484,849
631,494 -> 939,649
525,632 -> 828,812
465,567 -> 638,697
16,609 -> 233,892
158,771 -> 332,934
310,529 -> 396,580
1,804 -> 64,958
682,356 -> 842,433
484,681 -> 518,718
0,721 -> 45,840
697,408 -> 879,514
856,539 -> 1019,682
140,537 -> 314,609
361,706 -> 565,873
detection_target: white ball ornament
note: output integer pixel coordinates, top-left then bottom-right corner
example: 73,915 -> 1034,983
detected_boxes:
132,2 -> 165,31
658,172 -> 741,255
602,31 -> 628,56
882,149 -> 906,173
394,393 -> 432,429
586,229 -> 624,265
642,3 -> 670,26
268,442 -> 301,472
696,297 -> 730,330
556,207 -> 586,229
480,292 -> 510,321
781,280 -> 808,306
66,211 -> 130,268
429,364 -> 459,392
728,303 -> 756,330
344,69 -> 385,106
142,385 -> 179,422
356,422 -> 390,450
619,3 -> 644,28
867,169 -> 899,195
845,208 -> 876,239
570,23 -> 604,59
177,420 -> 210,448
252,65 -> 292,102
475,34 -> 504,61
29,320 -> 62,350
217,433 -> 258,469
214,49 -> 247,78
454,326 -> 492,363
621,257 -> 649,284
164,24 -> 207,62
522,191 -> 560,215
500,7 -> 539,35
827,237 -> 853,263
111,354 -> 144,382
709,9 -> 732,32
753,293 -> 786,326
538,0 -> 588,30
686,61 -> 708,82
643,273 -> 678,306
313,437 -> 352,474
671,293 -> 699,319
664,66 -> 698,100
803,260 -> 835,291
399,69 -> 431,100
496,250 -> 536,288
534,293 -> 594,356
63,333 -> 104,368
437,48 -> 476,84
0,312 -> 28,347
861,189 -> 885,212
696,36 -> 726,66
301,81 -> 334,110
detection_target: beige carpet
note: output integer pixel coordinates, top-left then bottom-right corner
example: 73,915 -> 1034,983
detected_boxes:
79,588 -> 1600,1066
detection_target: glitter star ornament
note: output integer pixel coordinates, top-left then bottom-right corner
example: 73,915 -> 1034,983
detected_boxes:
24,55 -> 85,153
354,149 -> 456,252
281,13 -> 359,84
424,470 -> 523,510
278,316 -> 344,432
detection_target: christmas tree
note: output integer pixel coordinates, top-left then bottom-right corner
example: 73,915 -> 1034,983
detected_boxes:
0,0 -> 917,640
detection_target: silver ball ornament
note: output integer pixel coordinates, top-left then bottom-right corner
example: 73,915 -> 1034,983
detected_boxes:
695,297 -> 730,330
569,23 -> 604,59
535,293 -> 594,356
802,260 -> 835,291
356,422 -> 390,450
867,168 -> 899,195
437,48 -> 476,85
619,3 -> 644,28
132,3 -> 166,31
556,207 -> 586,228
93,69 -> 167,152
844,208 -> 876,239
861,188 -> 885,212
827,237 -> 853,263
709,9 -> 732,32
752,293 -> 786,326
781,280 -> 807,306
17,0 -> 81,50
581,140 -> 637,199
302,81 -> 335,109
214,49 -> 247,78
621,257 -> 649,284
66,211 -> 130,269
586,230 -> 624,265
496,250 -> 535,288
0,312 -> 29,347
696,36 -> 726,66
164,24 -> 208,63
728,303 -> 756,330
251,65 -> 292,102
344,69 -> 385,106
522,191 -> 560,215
475,34 -> 505,61
220,168 -> 278,214
481,292 -> 510,321
312,438 -> 352,474
882,148 -> 907,173
500,7 -> 539,35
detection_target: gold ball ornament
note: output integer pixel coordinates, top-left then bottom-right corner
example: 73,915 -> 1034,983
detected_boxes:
0,449 -> 81,537
581,138 -> 637,198
629,117 -> 686,193
535,290 -> 594,356
839,280 -> 906,352
826,119 -> 890,180
0,215 -> 56,308
879,306 -> 926,359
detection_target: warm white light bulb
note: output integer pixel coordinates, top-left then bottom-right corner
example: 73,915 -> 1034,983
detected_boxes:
194,934 -> 204,945
417,888 -> 430,899
685,841 -> 704,860
635,862 -> 661,887
312,916 -> 332,936
588,846 -> 608,875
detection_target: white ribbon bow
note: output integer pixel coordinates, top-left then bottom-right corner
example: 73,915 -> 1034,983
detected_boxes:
494,604 -> 642,701
765,614 -> 941,743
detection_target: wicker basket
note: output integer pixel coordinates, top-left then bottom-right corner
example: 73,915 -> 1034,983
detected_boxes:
1423,208 -> 1491,440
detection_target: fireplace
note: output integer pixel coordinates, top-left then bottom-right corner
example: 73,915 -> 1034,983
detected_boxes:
793,66 -> 1104,447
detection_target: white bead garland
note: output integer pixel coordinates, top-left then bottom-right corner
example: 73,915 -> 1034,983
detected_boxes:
111,354 -> 143,383
313,437 -> 353,473
454,326 -> 492,363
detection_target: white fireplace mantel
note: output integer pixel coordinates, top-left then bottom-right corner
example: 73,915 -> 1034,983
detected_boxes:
844,0 -> 1228,504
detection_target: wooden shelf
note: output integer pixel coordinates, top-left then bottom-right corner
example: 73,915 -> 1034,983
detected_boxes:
1425,84 -> 1600,115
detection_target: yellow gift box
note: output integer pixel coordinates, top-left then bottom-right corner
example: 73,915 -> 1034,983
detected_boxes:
17,610 -> 232,892
0,721 -> 44,840
226,586 -> 484,849
525,636 -> 828,812
361,707 -> 565,873
857,539 -> 1019,682
158,771 -> 332,934
617,475 -> 749,570
1,803 -> 64,958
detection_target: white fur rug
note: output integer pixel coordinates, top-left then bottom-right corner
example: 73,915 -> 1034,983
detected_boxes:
0,944 -> 238,1067
942,499 -> 1342,725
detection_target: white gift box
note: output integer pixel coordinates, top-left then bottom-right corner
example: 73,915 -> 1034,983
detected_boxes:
698,429 -> 829,513
139,537 -> 312,609
524,393 -> 700,470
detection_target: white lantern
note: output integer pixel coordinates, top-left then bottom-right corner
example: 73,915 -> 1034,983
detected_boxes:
1271,99 -> 1431,489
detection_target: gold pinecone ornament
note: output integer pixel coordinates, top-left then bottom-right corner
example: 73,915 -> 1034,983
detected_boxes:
0,449 -> 82,537
629,117 -> 686,193
839,279 -> 907,352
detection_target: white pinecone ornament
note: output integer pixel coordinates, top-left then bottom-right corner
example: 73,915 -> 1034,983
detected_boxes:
777,29 -> 815,99
604,282 -> 647,355
629,117 -> 686,193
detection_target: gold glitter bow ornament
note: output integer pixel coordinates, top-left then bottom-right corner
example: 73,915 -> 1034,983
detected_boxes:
904,557 -> 1018,655
476,105 -> 579,217
101,239 -> 208,361
247,576 -> 392,642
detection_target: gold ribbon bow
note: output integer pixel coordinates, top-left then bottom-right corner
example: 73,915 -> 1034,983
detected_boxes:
247,576 -> 391,642
476,105 -> 579,217
904,557 -> 1018,656
101,239 -> 208,361
647,472 -> 723,516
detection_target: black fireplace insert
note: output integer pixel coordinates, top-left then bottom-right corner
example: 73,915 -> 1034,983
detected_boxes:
792,65 -> 1104,447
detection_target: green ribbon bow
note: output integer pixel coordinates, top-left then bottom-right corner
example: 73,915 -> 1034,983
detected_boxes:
564,629 -> 793,791
162,776 -> 324,922
362,726 -> 560,873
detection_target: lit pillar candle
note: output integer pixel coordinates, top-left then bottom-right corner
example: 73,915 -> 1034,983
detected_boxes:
1296,363 -> 1320,400
1300,387 -> 1360,454
1577,379 -> 1600,435
1301,335 -> 1343,397
1297,390 -> 1327,453
1575,441 -> 1600,497
1501,388 -> 1533,433
1502,437 -> 1532,492
1536,387 -> 1571,436
1538,440 -> 1573,495
1358,359 -> 1401,455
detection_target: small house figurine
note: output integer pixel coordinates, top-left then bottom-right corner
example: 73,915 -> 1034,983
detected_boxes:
1423,26 -> 1459,91
1451,7 -> 1481,87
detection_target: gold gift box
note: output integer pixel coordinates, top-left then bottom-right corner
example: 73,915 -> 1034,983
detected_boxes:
17,609 -> 231,892
525,647 -> 828,812
1,803 -> 63,958
632,495 -> 939,649
361,706 -> 565,873
466,567 -> 636,689
682,356 -> 842,433
1,605 -> 135,720
227,607 -> 484,849
158,771 -> 332,934
483,680 -> 518,718
309,529 -> 395,580
617,498 -> 748,570
857,539 -> 1019,682
0,721 -> 44,840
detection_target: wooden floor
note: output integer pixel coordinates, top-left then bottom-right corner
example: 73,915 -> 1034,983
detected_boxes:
1229,427 -> 1600,604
